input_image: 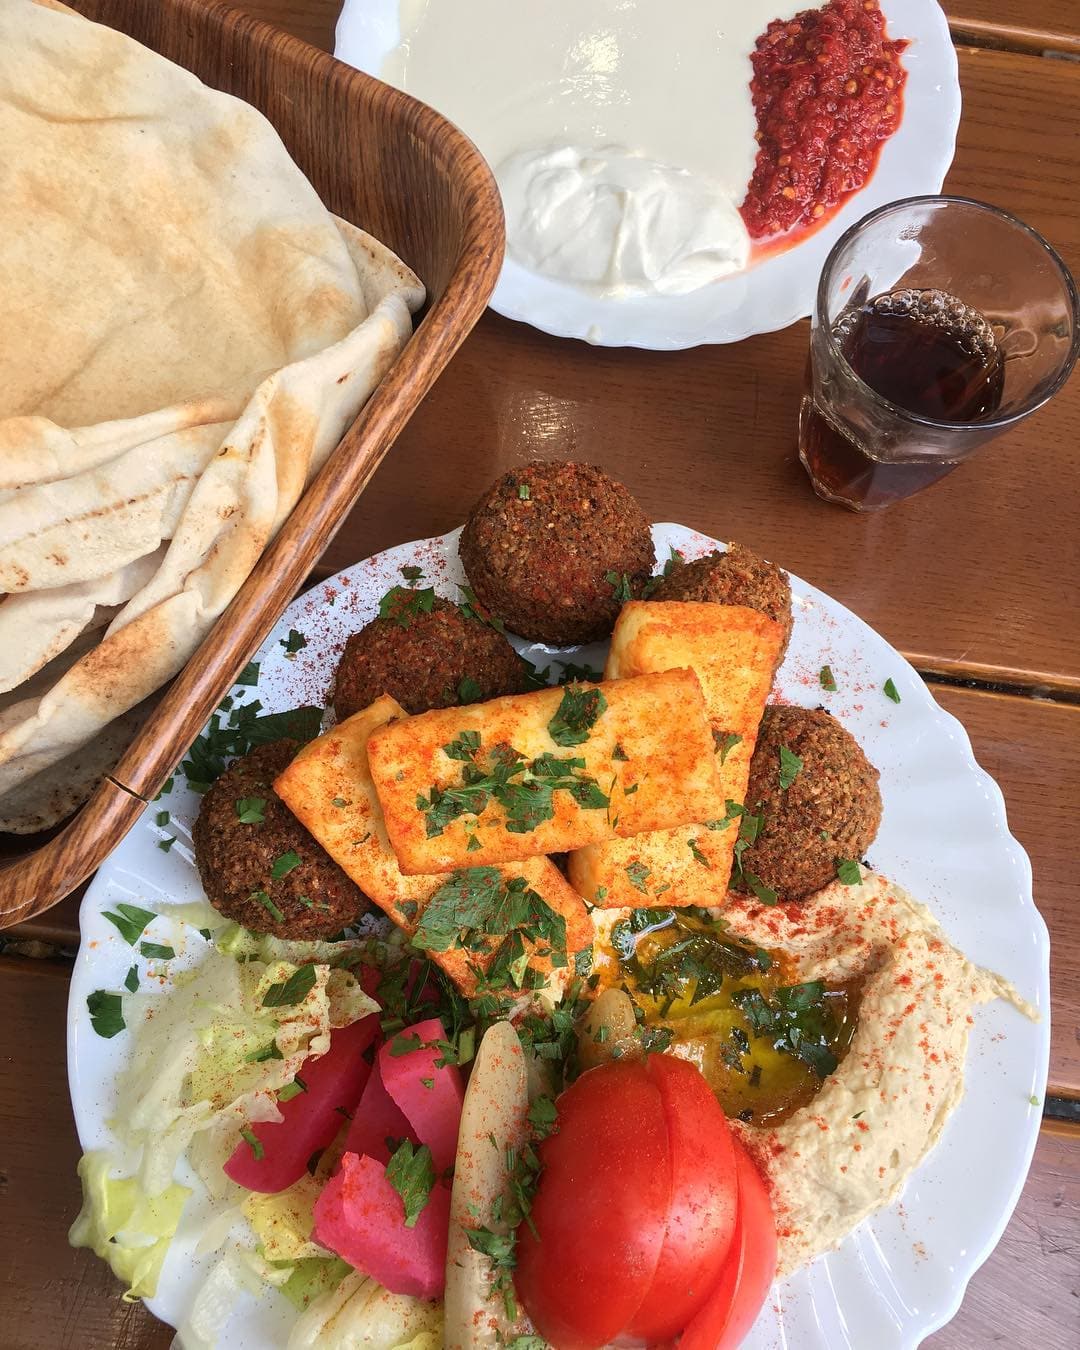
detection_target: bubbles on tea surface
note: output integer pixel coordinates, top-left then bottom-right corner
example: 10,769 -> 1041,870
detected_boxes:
837,288 -> 999,365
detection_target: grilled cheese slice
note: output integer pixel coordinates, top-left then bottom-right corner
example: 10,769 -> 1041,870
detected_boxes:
568,602 -> 783,908
365,669 -> 721,875
274,695 -> 592,998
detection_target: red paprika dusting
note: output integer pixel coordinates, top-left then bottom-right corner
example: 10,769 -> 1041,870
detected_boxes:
741,0 -> 908,239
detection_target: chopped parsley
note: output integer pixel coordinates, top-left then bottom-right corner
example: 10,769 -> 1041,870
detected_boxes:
245,1039 -> 284,1064
101,902 -> 157,946
87,990 -> 125,1039
527,1095 -> 558,1140
386,1140 -> 436,1227
262,963 -> 317,1007
251,890 -> 284,924
713,730 -> 742,764
883,678 -> 902,704
442,730 -> 481,761
270,850 -> 302,880
378,586 -> 437,628
457,676 -> 483,704
517,483 -> 530,500
819,665 -> 838,692
617,910 -> 766,1009
139,941 -> 175,961
556,660 -> 602,685
236,661 -> 260,687
625,861 -> 651,894
239,1127 -> 265,1161
155,810 -> 170,828
612,743 -> 629,762
400,564 -> 424,582
688,837 -> 711,868
604,570 -> 633,602
280,628 -> 308,655
731,982 -> 840,1078
124,965 -> 139,994
157,836 -> 176,853
743,871 -> 779,906
332,796 -> 349,808
836,858 -> 863,886
547,685 -> 608,747
278,1077 -> 307,1103
179,704 -> 322,791
778,745 -> 803,791
235,796 -> 266,824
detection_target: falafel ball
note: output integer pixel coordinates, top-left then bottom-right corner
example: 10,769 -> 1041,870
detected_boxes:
651,543 -> 793,658
459,461 -> 655,646
333,595 -> 531,720
193,740 -> 371,938
738,706 -> 881,901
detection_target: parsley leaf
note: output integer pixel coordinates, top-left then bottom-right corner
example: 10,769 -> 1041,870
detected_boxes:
836,858 -> 863,886
101,902 -> 157,946
235,796 -> 266,824
604,570 -> 633,602
139,941 -> 175,961
278,1077 -> 307,1103
386,1140 -> 436,1227
87,990 -> 125,1039
517,483 -> 530,500
251,890 -> 285,924
457,676 -> 483,704
527,1095 -> 558,1140
240,1127 -> 264,1161
124,965 -> 139,993
400,564 -> 424,582
883,678 -> 902,704
270,850 -> 302,880
443,730 -> 481,761
262,963 -> 317,1007
548,685 -> 608,747
625,861 -> 651,893
778,745 -> 803,791
713,730 -> 742,764
744,871 -> 779,906
280,628 -> 308,654
688,837 -> 711,868
819,665 -> 837,692
378,586 -> 437,628
236,661 -> 260,687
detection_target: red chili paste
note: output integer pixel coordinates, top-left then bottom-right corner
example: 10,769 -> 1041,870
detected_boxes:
740,0 -> 908,240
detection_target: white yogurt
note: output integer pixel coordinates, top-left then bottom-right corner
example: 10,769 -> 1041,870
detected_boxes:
383,0 -> 823,295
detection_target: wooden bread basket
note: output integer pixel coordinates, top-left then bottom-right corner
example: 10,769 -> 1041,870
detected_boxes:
0,0 -> 504,928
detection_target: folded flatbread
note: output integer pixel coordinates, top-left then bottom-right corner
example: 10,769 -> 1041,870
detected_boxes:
0,0 -> 425,829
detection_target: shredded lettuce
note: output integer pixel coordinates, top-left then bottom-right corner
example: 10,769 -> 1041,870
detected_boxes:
286,1271 -> 443,1350
68,1152 -> 190,1301
244,1175 -> 326,1261
71,939 -> 377,1304
274,1255 -> 353,1312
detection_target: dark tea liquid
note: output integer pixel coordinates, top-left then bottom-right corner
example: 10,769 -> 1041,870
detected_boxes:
800,288 -> 1005,509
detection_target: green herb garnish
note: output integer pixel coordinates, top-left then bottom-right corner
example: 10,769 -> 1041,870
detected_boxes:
819,665 -> 837,692
270,850 -> 302,880
262,963 -> 317,1007
240,1127 -> 265,1161
235,796 -> 267,824
278,1077 -> 307,1103
778,745 -> 803,791
386,1140 -> 436,1227
713,730 -> 742,764
836,859 -> 863,886
625,861 -> 651,894
883,678 -> 901,704
236,661 -> 260,687
280,628 -> 308,654
101,903 -> 157,946
604,571 -> 633,602
457,676 -> 483,704
87,990 -> 125,1039
124,965 -> 139,993
548,685 -> 608,747
139,941 -> 175,961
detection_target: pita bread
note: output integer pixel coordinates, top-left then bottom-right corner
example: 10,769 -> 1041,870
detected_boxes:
0,1 -> 425,828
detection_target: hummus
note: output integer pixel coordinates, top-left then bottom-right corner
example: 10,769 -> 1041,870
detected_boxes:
715,870 -> 1036,1274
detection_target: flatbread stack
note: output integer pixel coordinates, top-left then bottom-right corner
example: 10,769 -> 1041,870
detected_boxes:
0,0 -> 425,831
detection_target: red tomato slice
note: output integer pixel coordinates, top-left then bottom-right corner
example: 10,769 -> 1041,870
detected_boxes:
224,1014 -> 377,1193
515,1059 -> 672,1350
672,1138 -> 777,1350
625,1054 -> 739,1342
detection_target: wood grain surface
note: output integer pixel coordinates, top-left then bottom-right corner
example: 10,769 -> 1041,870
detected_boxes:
3,2 -> 1077,1348
2,958 -> 1074,1350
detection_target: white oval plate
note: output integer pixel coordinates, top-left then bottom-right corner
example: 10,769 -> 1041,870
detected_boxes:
334,0 -> 960,349
68,525 -> 1048,1348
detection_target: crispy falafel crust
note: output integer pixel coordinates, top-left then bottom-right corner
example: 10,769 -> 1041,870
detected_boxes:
459,460 -> 655,645
651,543 -> 793,659
740,706 -> 882,900
333,596 -> 529,719
192,739 -> 371,938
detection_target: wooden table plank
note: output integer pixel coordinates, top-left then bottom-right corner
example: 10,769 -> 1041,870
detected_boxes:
2,959 -> 1072,1348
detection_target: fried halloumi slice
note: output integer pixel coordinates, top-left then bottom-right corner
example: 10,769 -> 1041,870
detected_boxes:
365,669 -> 721,875
568,602 -> 784,908
274,695 -> 592,998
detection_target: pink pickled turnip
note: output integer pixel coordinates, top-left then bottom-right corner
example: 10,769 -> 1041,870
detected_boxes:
313,1151 -> 450,1298
342,1050 -> 415,1165
378,1018 -> 465,1172
224,1014 -> 377,1193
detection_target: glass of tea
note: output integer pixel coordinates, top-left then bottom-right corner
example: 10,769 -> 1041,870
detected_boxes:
799,196 -> 1080,511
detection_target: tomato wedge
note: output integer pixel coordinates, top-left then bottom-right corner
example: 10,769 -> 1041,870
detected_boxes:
625,1053 -> 738,1342
514,1059 -> 672,1350
672,1138 -> 777,1350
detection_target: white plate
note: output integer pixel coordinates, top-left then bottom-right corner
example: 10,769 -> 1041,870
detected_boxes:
68,525 -> 1049,1348
334,0 -> 960,348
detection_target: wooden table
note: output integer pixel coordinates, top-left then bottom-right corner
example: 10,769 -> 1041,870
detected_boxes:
2,2 -> 1078,1348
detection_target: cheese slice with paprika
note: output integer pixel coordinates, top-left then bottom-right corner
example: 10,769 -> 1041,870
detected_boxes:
568,602 -> 783,908
274,695 -> 592,998
366,669 -> 720,875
